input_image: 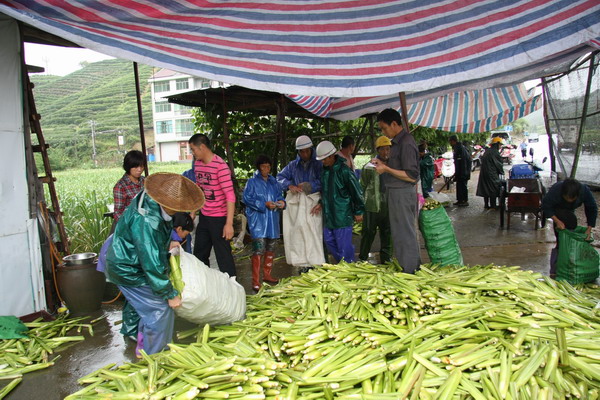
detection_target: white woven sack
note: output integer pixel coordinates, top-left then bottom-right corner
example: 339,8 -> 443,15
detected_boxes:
282,192 -> 325,267
175,250 -> 246,326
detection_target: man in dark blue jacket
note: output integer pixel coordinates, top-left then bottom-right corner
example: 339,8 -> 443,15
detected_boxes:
542,178 -> 597,277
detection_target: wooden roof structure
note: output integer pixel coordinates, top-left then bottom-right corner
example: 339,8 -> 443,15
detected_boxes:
166,86 -> 323,119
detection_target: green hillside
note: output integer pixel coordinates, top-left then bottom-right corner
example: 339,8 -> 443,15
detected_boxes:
30,59 -> 157,170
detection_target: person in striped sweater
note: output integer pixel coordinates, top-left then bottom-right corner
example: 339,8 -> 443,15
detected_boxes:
188,134 -> 237,277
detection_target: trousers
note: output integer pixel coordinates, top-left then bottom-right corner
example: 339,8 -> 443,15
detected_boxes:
358,208 -> 392,263
387,187 -> 421,273
323,226 -> 355,263
118,285 -> 174,355
193,213 -> 237,277
456,178 -> 469,203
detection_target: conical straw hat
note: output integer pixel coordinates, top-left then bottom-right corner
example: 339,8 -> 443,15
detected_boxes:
144,173 -> 204,212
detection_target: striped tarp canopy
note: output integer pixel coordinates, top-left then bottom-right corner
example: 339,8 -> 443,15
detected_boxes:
1,0 -> 598,99
287,83 -> 542,133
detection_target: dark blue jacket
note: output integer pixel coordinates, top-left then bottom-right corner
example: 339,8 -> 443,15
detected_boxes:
276,150 -> 322,193
542,181 -> 597,227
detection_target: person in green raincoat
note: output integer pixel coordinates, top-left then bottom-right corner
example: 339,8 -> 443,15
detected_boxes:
311,141 -> 365,263
476,137 -> 505,209
419,144 -> 435,198
358,136 -> 393,264
106,173 -> 204,355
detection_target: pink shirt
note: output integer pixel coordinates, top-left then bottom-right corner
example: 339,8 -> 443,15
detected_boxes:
194,154 -> 236,217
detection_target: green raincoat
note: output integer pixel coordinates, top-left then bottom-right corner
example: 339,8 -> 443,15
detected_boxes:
321,156 -> 365,229
106,190 -> 178,300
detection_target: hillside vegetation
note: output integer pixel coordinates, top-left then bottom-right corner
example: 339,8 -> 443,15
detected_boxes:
30,59 -> 157,170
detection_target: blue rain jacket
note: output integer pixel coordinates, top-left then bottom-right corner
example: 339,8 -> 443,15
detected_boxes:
106,190 -> 178,300
276,150 -> 322,193
243,171 -> 285,239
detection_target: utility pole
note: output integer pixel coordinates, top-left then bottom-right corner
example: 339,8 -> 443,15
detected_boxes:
89,120 -> 97,167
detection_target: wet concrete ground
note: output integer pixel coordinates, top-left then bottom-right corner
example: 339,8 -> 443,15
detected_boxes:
7,168 -> 599,399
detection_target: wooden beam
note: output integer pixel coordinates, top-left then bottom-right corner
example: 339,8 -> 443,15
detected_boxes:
398,92 -> 410,133
133,62 -> 148,176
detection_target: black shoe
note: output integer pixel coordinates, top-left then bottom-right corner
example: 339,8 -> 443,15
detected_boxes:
453,201 -> 462,205
458,202 -> 469,207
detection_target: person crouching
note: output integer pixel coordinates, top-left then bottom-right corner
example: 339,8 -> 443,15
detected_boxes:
106,173 -> 204,355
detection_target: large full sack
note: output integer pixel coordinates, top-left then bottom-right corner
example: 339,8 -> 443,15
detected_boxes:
282,192 -> 325,267
170,248 -> 246,325
418,206 -> 463,266
556,226 -> 600,284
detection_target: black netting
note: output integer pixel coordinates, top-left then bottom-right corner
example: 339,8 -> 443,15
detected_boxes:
544,52 -> 600,186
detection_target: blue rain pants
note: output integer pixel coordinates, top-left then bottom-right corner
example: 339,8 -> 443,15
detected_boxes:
118,285 -> 174,355
323,226 -> 355,263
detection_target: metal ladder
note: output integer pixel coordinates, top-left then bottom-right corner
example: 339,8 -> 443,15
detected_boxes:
25,74 -> 70,255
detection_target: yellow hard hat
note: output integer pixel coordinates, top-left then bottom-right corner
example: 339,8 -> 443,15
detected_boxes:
375,136 -> 392,148
491,137 -> 504,144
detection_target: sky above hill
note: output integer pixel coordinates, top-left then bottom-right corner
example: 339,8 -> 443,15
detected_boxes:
25,43 -> 114,76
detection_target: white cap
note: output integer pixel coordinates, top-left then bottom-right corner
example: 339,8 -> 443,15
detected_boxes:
316,141 -> 337,161
295,135 -> 313,150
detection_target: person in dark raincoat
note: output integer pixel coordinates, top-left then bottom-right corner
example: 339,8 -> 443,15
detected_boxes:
243,155 -> 285,291
419,143 -> 435,198
449,135 -> 472,206
106,173 -> 205,355
476,137 -> 505,209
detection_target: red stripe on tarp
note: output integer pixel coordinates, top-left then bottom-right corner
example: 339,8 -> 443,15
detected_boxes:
183,0 -> 403,12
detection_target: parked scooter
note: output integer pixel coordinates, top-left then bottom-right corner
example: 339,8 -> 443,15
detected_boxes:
500,144 -> 517,165
437,151 -> 455,192
471,145 -> 485,171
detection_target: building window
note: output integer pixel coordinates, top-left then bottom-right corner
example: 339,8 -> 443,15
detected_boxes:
155,101 -> 171,113
174,104 -> 193,115
154,81 -> 170,93
156,120 -> 173,134
176,79 -> 189,90
175,119 -> 194,137
201,79 -> 211,88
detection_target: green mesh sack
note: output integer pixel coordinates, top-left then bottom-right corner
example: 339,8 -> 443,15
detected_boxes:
418,206 -> 463,266
556,226 -> 599,285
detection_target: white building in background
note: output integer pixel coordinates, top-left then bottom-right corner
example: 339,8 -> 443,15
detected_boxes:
148,69 -> 221,162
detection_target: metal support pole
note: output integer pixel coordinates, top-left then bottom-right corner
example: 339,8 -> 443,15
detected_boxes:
133,62 -> 148,176
89,120 -> 97,166
541,78 -> 556,174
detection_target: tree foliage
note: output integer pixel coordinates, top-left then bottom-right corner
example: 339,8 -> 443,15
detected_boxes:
192,106 -> 491,176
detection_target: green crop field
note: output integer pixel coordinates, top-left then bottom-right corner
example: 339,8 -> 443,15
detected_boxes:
52,163 -> 190,254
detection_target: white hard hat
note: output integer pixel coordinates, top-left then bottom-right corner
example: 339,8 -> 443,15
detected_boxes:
295,135 -> 313,150
316,141 -> 337,161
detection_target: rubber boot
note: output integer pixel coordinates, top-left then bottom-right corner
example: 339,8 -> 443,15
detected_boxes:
262,251 -> 279,284
251,254 -> 262,291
